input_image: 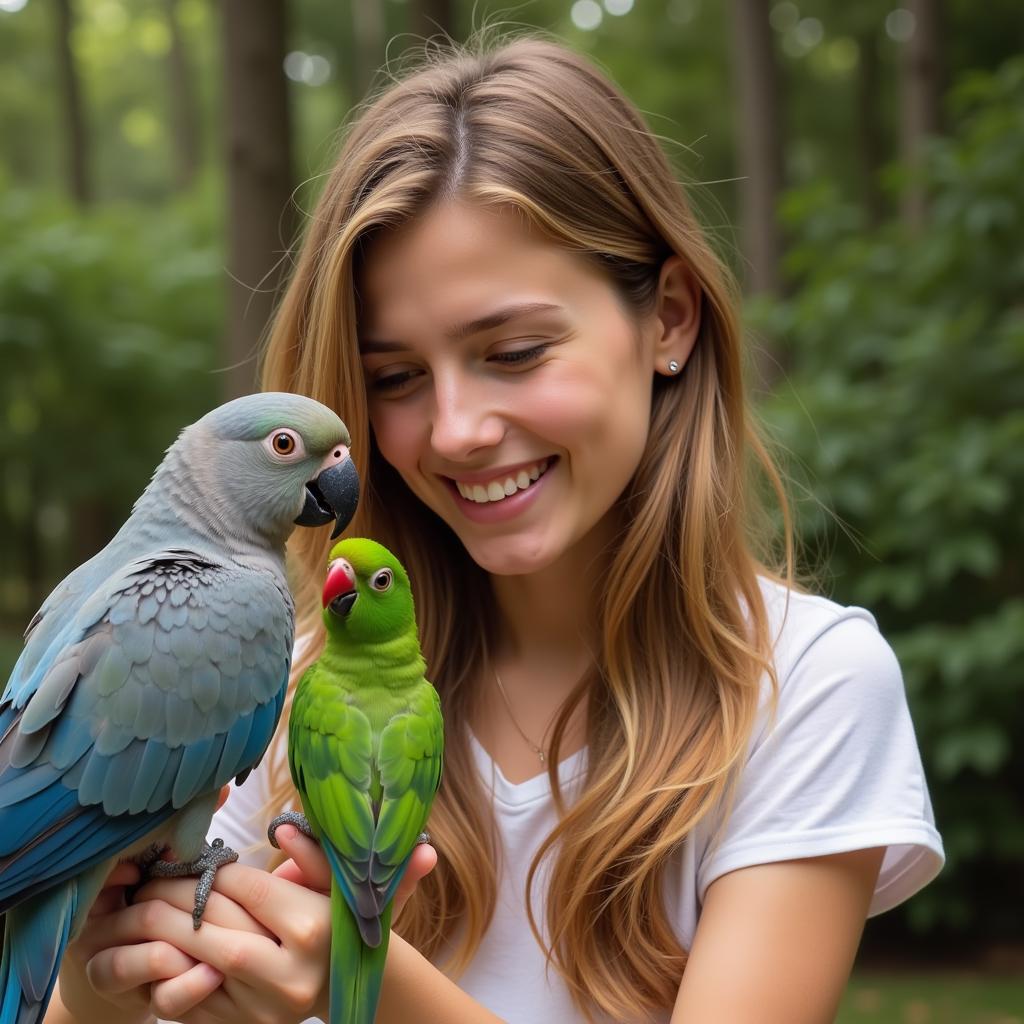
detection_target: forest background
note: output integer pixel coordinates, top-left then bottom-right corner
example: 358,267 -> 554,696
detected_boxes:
1,1 -> 1021,1019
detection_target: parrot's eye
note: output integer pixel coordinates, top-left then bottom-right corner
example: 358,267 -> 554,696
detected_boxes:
263,429 -> 305,461
370,568 -> 393,592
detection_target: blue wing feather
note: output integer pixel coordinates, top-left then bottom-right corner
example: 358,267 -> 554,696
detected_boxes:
0,549 -> 293,918
0,883 -> 77,1024
0,799 -> 171,909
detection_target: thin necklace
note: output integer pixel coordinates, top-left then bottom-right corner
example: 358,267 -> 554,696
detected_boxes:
493,668 -> 547,764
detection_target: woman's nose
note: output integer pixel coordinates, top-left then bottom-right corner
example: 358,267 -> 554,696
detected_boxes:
429,372 -> 505,461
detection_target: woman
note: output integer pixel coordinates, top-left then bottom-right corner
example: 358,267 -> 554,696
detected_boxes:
50,35 -> 943,1024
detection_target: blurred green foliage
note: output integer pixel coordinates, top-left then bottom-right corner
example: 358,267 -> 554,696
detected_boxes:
0,0 -> 1022,955
755,57 -> 1024,940
0,186 -> 222,613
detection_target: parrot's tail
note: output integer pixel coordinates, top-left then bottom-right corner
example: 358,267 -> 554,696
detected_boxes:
329,882 -> 391,1024
0,883 -> 77,1024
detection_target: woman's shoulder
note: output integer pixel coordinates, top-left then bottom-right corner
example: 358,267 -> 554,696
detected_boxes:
756,575 -> 895,691
692,577 -> 944,914
750,576 -> 914,744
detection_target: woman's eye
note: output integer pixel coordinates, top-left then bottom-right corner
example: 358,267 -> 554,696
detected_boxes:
492,344 -> 550,366
370,370 -> 420,392
367,345 -> 549,394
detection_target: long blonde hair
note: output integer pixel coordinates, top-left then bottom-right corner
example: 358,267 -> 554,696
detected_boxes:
260,34 -> 792,1022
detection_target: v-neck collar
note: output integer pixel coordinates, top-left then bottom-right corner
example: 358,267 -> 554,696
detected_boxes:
468,731 -> 588,807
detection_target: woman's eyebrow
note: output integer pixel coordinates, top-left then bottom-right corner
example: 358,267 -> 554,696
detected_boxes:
448,301 -> 565,339
359,301 -> 565,353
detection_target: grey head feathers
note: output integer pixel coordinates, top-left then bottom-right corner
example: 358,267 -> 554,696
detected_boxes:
130,393 -> 352,554
201,392 -> 350,450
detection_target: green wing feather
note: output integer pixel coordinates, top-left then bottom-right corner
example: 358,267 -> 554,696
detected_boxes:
288,609 -> 443,1024
288,668 -> 443,942
371,686 -> 444,894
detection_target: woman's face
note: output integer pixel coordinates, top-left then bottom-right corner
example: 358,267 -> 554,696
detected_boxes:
358,200 -> 662,578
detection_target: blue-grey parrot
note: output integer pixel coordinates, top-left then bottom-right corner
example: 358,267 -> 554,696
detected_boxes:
0,392 -> 359,1024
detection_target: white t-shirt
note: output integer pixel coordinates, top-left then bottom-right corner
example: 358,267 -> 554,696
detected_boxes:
192,579 -> 944,1024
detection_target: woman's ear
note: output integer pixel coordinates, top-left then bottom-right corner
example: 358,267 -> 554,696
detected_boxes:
652,255 -> 701,376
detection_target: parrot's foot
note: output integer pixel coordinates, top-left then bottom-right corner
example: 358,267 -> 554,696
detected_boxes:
147,838 -> 239,930
135,842 -> 166,870
417,831 -> 431,845
267,810 -> 315,849
125,843 -> 167,906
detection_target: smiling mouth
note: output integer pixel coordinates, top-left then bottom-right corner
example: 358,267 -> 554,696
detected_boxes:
449,457 -> 554,504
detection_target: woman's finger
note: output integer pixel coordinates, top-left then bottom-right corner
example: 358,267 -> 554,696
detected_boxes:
201,854 -> 331,950
87,859 -> 144,918
106,861 -> 143,888
148,962 -> 226,1022
393,843 -> 437,916
269,835 -> 437,915
270,825 -> 332,892
85,940 -> 197,995
85,897 -> 281,988
133,873 -> 275,939
88,885 -> 131,918
270,855 -> 304,887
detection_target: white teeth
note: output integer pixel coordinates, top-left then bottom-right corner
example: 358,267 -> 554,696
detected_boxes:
454,459 -> 551,504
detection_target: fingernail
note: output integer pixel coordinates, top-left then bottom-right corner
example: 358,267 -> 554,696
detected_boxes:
278,825 -> 297,841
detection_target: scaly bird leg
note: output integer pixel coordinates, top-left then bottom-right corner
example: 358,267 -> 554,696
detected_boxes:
267,810 -> 314,848
147,838 -> 239,929
125,842 -> 168,906
268,812 -> 431,849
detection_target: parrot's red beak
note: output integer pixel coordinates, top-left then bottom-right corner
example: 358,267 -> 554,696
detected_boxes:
322,559 -> 356,611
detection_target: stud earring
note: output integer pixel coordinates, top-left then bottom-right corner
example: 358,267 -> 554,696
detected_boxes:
668,360 -> 680,374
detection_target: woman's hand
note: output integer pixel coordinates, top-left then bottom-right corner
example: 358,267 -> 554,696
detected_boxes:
84,832 -> 328,1024
55,785 -> 231,1024
270,821 -> 438,914
56,858 -> 183,1024
77,824 -> 437,1024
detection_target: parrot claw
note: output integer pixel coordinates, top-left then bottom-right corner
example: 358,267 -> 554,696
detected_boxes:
267,810 -> 314,849
147,838 -> 239,929
416,831 -> 431,845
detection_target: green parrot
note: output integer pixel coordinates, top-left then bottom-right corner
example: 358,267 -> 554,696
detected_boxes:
269,538 -> 443,1024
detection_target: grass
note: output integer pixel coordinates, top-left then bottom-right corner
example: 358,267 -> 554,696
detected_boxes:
839,971 -> 1024,1024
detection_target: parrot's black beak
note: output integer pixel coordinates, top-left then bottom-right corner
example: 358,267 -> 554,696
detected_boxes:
295,456 -> 360,539
329,592 -> 358,618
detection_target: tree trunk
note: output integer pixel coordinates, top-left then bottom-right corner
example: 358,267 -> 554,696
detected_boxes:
729,0 -> 785,388
221,0 -> 294,399
54,0 -> 90,204
856,29 -> 886,226
351,0 -> 385,100
899,0 -> 943,229
164,0 -> 201,190
411,0 -> 457,40
729,0 -> 784,298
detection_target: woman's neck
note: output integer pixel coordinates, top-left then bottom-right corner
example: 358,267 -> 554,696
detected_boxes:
488,519 -> 613,667
474,517 -> 616,782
